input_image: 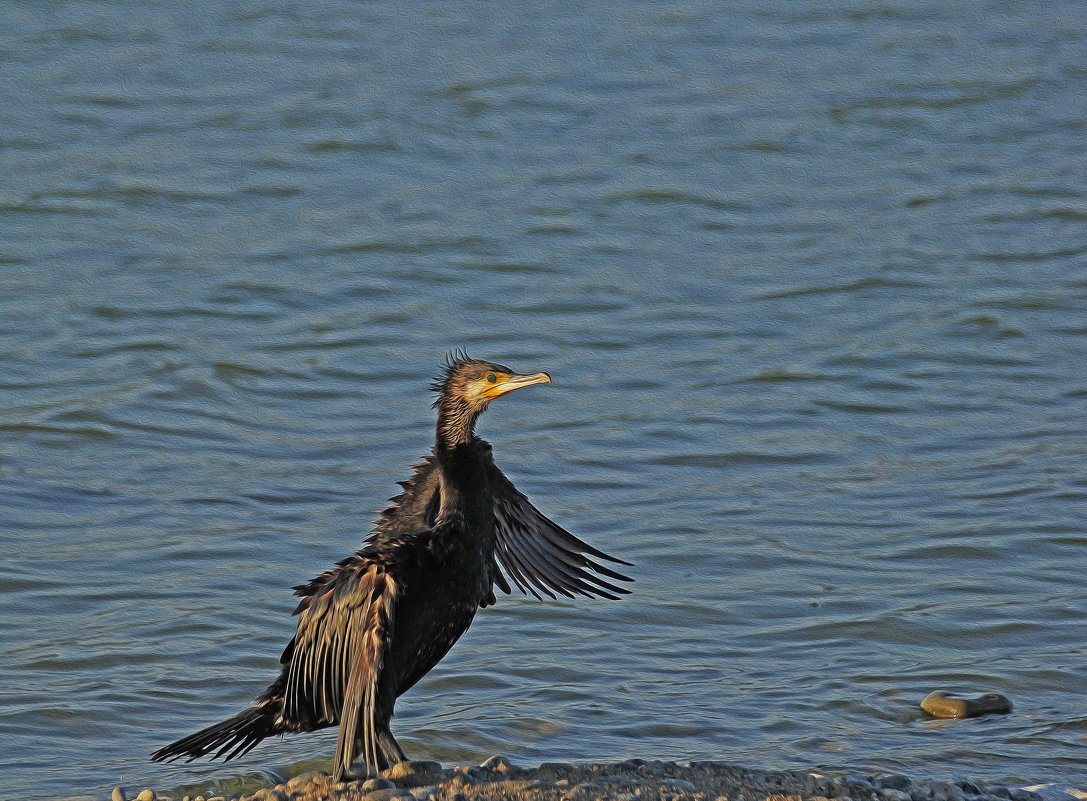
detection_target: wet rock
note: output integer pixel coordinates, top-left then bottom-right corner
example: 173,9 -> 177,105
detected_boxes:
933,782 -> 963,801
920,691 -> 1012,719
1010,791 -> 1044,801
412,785 -> 441,800
480,755 -> 515,773
540,762 -> 577,773
135,791 -> 157,801
876,774 -> 913,792
112,788 -> 128,801
1020,786 -> 1087,801
911,786 -> 934,801
884,790 -> 912,801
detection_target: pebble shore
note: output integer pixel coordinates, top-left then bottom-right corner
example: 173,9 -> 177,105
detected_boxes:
63,758 -> 1085,801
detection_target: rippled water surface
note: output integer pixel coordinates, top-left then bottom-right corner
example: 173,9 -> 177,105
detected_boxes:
2,2 -> 1086,799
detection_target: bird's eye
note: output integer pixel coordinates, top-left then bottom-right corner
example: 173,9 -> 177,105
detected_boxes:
486,373 -> 497,383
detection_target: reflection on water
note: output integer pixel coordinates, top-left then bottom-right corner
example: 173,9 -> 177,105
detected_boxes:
2,2 -> 1086,799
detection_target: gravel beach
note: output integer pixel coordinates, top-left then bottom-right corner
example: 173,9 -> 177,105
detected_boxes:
76,758 -> 1085,801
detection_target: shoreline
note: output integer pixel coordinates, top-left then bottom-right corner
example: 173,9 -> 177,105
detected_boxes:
74,758 -> 1085,801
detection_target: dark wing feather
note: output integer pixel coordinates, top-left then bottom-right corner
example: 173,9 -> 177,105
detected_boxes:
283,554 -> 397,779
489,464 -> 633,600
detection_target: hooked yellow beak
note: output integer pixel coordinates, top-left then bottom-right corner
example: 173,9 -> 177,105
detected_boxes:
483,371 -> 552,400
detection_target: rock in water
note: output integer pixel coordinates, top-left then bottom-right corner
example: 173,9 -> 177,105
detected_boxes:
920,690 -> 1012,718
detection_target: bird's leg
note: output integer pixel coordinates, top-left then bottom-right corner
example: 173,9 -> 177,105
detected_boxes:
377,727 -> 408,766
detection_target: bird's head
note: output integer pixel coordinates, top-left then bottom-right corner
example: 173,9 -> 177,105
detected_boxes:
432,351 -> 552,446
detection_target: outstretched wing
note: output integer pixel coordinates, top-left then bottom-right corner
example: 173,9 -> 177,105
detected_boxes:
283,554 -> 398,780
367,449 -> 633,603
489,465 -> 633,601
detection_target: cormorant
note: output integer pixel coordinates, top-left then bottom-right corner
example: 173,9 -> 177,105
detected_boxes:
151,354 -> 632,780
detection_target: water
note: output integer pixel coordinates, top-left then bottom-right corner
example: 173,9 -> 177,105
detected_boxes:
2,2 -> 1086,798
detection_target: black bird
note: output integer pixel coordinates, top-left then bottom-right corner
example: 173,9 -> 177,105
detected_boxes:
151,354 -> 632,780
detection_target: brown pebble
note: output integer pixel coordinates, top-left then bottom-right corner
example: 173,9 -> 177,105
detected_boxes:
287,771 -> 323,789
385,760 -> 445,783
112,788 -> 127,801
920,690 -> 1012,718
135,791 -> 156,801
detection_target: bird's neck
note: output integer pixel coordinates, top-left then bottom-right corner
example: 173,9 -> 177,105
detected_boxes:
435,398 -> 479,448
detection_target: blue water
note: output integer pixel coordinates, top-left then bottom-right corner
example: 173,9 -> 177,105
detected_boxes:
2,2 -> 1086,799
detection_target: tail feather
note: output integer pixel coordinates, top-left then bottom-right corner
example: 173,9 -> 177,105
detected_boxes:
151,703 -> 280,764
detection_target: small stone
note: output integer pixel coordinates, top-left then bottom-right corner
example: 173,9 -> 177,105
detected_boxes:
287,772 -> 320,789
361,789 -> 415,801
266,791 -> 289,801
884,791 -> 912,801
413,786 -> 440,800
135,791 -> 157,801
568,782 -> 603,800
363,778 -> 397,792
386,760 -> 445,783
448,773 -> 475,789
112,788 -> 127,801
